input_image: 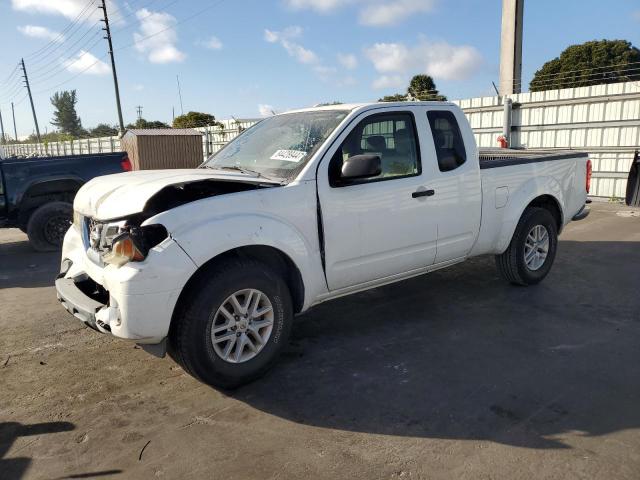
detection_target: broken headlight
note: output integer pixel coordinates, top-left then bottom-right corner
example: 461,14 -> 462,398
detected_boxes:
89,220 -> 168,266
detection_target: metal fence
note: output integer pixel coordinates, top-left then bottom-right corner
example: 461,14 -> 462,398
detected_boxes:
453,81 -> 640,198
4,81 -> 638,198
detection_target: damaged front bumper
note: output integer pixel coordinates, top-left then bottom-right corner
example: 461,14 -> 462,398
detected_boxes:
56,224 -> 197,356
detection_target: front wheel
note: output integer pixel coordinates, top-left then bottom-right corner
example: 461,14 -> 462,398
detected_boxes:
495,207 -> 558,286
168,258 -> 294,389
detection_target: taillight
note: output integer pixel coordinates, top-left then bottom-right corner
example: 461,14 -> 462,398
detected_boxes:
586,159 -> 592,193
121,156 -> 132,172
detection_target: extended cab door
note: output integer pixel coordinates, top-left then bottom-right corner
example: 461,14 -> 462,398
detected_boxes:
423,108 -> 481,263
317,107 -> 438,291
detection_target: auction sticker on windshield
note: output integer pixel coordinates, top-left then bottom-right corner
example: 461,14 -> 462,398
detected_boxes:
270,149 -> 307,162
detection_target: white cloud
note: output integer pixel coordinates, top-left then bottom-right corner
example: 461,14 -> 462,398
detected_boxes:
283,0 -> 352,13
17,25 -> 63,42
282,0 -> 436,26
133,84 -> 144,91
63,50 -> 110,75
258,104 -> 276,116
265,26 -> 356,86
337,53 -> 358,69
372,75 -> 404,89
364,38 -> 482,88
11,0 -> 123,24
133,9 -> 185,64
201,35 -> 223,50
263,26 -> 318,65
359,0 -> 436,26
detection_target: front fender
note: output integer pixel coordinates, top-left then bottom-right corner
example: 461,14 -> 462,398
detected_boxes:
149,212 -> 327,311
495,175 -> 564,254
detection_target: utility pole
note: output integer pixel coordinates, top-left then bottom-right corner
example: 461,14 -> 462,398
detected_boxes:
11,102 -> 17,141
0,108 -> 5,144
99,0 -> 125,134
20,58 -> 41,142
499,0 -> 525,95
136,105 -> 143,121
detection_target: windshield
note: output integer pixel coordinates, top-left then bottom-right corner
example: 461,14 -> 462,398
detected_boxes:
203,110 -> 348,182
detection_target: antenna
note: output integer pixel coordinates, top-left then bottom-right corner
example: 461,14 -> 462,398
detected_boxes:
136,105 -> 143,120
176,75 -> 184,115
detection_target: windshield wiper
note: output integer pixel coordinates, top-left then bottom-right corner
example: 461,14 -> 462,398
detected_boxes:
206,165 -> 282,183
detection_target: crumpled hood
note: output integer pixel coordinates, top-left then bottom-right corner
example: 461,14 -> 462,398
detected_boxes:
74,168 -> 279,220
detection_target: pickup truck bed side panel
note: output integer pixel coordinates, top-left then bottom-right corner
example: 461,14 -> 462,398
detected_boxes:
471,158 -> 584,256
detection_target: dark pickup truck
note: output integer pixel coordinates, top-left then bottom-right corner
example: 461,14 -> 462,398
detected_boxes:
0,151 -> 130,251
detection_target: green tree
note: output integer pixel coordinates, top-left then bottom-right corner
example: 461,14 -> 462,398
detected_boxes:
125,118 -> 171,129
378,75 -> 446,102
50,90 -> 83,136
530,39 -> 640,92
172,111 -> 223,129
90,123 -> 119,137
378,93 -> 407,102
407,74 -> 447,101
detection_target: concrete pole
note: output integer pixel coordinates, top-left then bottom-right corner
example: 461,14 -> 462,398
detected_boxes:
499,0 -> 524,95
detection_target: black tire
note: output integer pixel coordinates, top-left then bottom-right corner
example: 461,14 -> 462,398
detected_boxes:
168,257 -> 294,389
26,201 -> 73,252
495,207 -> 558,286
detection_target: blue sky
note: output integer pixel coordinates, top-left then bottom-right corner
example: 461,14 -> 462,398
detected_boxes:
0,0 -> 639,137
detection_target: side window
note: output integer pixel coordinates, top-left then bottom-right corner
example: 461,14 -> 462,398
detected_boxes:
427,110 -> 467,172
329,113 -> 420,186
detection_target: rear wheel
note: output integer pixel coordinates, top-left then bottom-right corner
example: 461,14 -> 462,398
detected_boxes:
495,207 -> 558,286
26,201 -> 73,252
168,258 -> 293,389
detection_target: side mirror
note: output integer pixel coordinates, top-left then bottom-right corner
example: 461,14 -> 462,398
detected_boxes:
341,154 -> 381,180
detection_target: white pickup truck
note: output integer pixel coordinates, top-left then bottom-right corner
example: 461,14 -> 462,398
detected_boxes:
56,102 -> 591,388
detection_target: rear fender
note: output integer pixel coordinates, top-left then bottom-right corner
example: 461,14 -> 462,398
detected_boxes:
495,176 -> 564,254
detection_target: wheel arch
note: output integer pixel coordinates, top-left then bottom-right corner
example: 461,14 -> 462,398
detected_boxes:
171,244 -> 306,331
18,177 -> 83,226
526,194 -> 563,232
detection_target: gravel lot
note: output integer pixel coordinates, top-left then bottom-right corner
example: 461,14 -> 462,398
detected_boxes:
1,201 -> 639,480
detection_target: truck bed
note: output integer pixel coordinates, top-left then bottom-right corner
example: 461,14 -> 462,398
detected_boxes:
479,148 -> 588,169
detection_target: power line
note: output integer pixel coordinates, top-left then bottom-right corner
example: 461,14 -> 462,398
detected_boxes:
25,0 -> 97,61
0,63 -> 20,86
33,54 -> 109,95
28,25 -> 102,77
529,60 -> 640,81
114,0 -> 226,52
514,66 -> 640,89
28,36 -> 105,85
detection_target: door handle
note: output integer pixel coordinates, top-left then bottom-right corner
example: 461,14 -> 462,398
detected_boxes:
412,189 -> 435,198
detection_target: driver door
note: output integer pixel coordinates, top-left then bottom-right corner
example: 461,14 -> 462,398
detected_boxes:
317,108 -> 438,291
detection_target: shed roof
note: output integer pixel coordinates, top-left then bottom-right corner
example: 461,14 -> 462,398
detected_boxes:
125,128 -> 203,136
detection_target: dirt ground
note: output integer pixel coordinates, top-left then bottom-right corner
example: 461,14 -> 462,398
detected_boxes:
1,201 -> 639,480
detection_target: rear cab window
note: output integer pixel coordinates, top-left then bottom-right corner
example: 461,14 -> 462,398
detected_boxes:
427,110 -> 467,172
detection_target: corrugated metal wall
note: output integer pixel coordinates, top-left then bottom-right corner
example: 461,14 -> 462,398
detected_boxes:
453,81 -> 640,198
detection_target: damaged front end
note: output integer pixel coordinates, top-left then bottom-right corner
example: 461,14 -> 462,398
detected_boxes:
80,178 -> 274,267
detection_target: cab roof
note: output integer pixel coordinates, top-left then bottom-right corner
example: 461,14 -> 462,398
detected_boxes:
283,101 -> 457,115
